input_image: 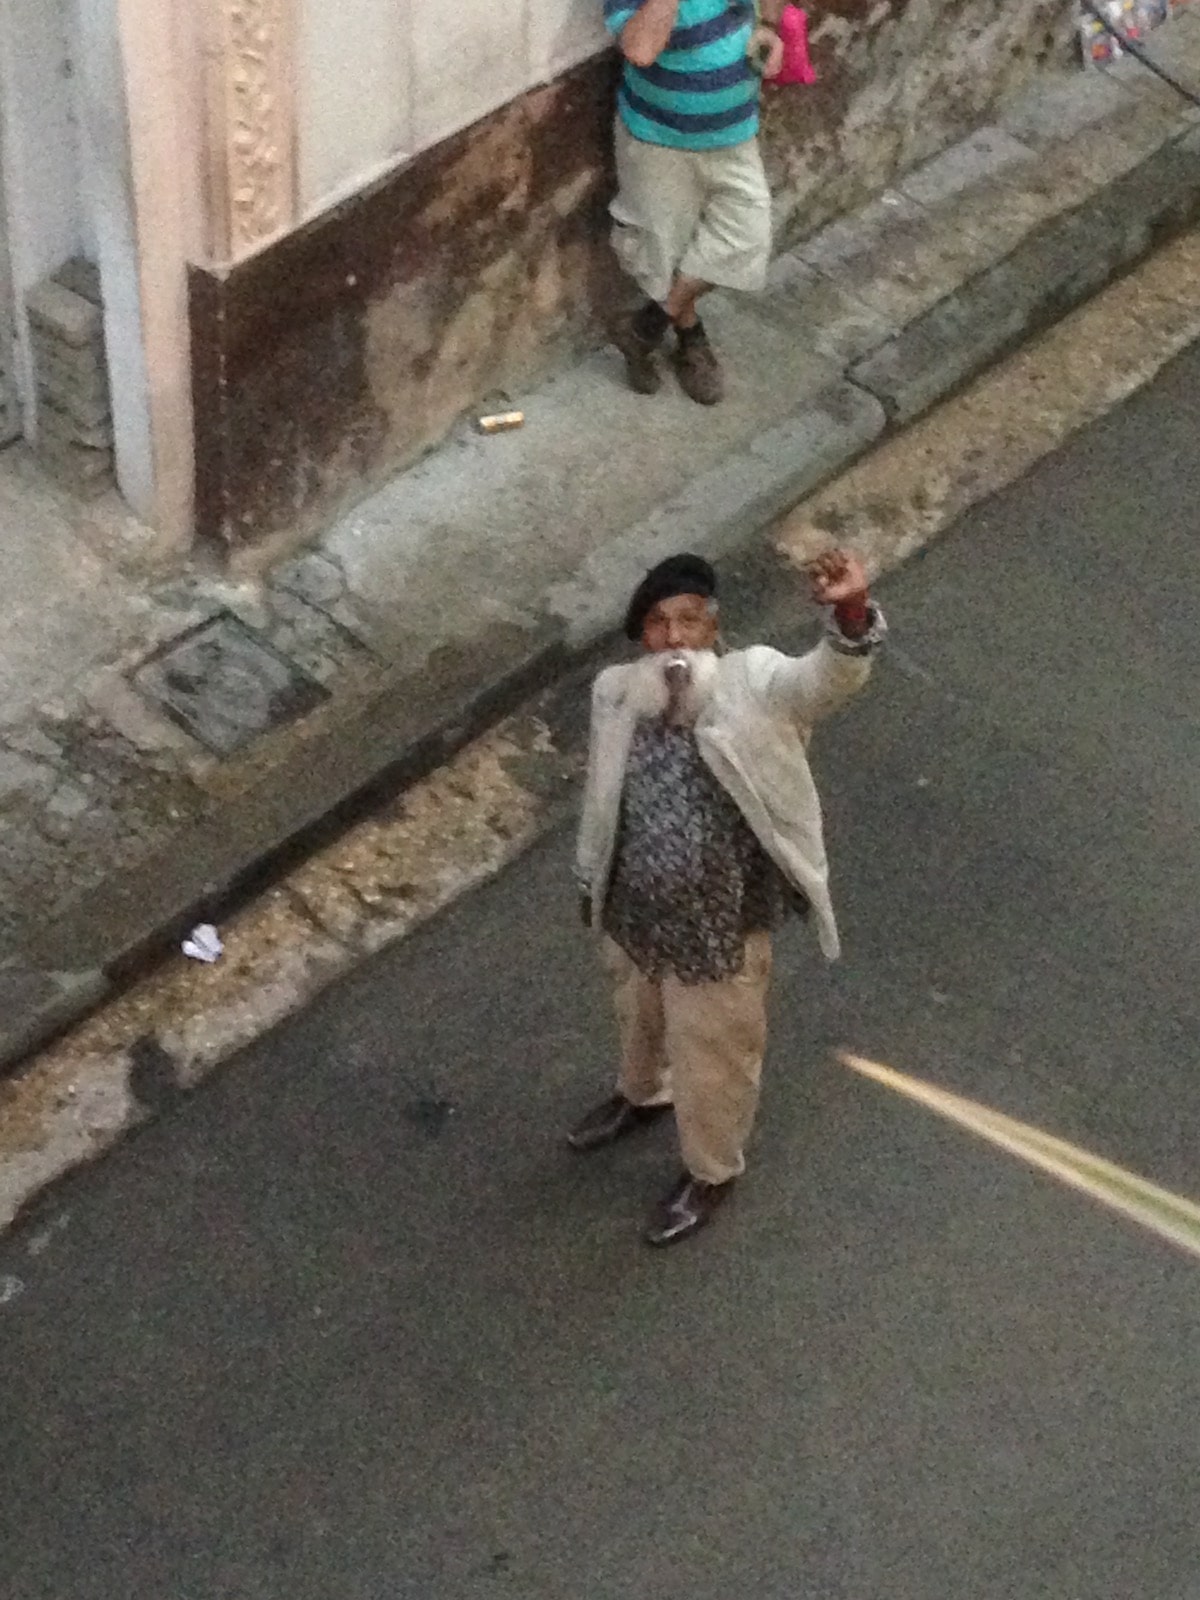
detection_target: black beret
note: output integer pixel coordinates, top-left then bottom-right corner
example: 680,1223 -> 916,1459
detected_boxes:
623,553 -> 718,642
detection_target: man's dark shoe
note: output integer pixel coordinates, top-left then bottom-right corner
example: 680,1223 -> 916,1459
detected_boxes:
644,1172 -> 733,1247
567,1093 -> 671,1152
612,311 -> 664,396
672,322 -> 724,406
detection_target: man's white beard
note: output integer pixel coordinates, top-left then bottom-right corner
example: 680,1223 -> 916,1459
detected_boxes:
627,649 -> 717,727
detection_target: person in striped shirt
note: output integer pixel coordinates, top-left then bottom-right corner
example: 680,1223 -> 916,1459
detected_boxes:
603,0 -> 785,406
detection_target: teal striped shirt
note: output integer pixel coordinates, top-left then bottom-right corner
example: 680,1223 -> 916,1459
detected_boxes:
604,0 -> 760,151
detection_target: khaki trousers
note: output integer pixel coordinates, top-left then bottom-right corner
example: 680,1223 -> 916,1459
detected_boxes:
611,119 -> 773,305
604,933 -> 773,1185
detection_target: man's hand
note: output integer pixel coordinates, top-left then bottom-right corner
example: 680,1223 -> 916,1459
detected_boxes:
807,549 -> 869,607
749,24 -> 785,78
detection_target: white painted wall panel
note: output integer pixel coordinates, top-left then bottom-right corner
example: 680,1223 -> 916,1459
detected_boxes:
527,0 -> 608,83
298,0 -> 412,214
295,0 -> 612,222
410,0 -> 532,151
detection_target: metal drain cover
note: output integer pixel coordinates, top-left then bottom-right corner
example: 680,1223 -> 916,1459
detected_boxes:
132,613 -> 329,756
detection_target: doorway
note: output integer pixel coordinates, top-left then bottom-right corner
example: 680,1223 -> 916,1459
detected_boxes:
0,0 -> 106,462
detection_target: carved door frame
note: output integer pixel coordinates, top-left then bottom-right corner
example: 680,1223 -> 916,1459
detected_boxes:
201,0 -> 299,265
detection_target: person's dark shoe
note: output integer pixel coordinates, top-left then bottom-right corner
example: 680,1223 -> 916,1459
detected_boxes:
672,321 -> 724,406
567,1093 -> 671,1152
612,310 -> 665,396
644,1172 -> 733,1247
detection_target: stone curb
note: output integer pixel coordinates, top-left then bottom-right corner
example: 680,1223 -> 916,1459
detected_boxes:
5,119 -> 1200,1080
850,127 -> 1200,423
0,967 -> 111,1068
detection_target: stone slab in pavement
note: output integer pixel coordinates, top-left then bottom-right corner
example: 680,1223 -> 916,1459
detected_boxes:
0,449 -> 184,727
758,257 -> 898,362
1,32 -> 1199,1075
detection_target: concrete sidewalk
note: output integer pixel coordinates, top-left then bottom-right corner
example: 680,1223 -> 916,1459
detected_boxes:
3,19 -> 1200,1072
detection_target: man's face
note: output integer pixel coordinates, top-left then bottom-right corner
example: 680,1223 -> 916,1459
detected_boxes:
641,592 -> 719,654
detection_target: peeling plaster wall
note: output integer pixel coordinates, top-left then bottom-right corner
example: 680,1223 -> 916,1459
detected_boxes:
765,0 -> 1078,244
192,0 -> 1076,557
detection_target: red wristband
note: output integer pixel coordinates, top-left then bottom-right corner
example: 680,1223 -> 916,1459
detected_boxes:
834,595 -> 870,637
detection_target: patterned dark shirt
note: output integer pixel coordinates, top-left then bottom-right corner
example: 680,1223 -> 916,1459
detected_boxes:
602,717 -> 786,984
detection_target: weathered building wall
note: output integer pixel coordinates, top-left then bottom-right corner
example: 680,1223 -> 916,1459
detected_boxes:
191,0 -> 1076,559
764,0 -> 1079,241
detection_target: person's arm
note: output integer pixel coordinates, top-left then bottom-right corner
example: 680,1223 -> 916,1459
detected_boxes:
811,549 -> 876,641
749,23 -> 784,77
766,550 -> 887,726
749,0 -> 786,79
605,0 -> 682,68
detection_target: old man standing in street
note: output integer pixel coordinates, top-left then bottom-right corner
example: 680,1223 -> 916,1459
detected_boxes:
569,549 -> 886,1245
603,0 -> 786,405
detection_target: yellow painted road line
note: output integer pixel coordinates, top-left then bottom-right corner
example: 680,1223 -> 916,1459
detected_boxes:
838,1051 -> 1200,1261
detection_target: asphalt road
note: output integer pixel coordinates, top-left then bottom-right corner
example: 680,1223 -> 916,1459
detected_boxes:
4,344 -> 1200,1600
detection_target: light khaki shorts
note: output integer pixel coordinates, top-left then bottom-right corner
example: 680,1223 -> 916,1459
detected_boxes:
610,117 -> 773,304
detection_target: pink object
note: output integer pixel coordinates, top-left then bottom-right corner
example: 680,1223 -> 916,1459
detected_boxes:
767,3 -> 817,85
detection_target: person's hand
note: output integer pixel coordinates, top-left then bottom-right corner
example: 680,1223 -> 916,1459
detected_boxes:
808,549 -> 869,607
749,25 -> 785,79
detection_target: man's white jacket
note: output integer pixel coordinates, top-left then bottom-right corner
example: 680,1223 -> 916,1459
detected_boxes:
576,616 -> 885,961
